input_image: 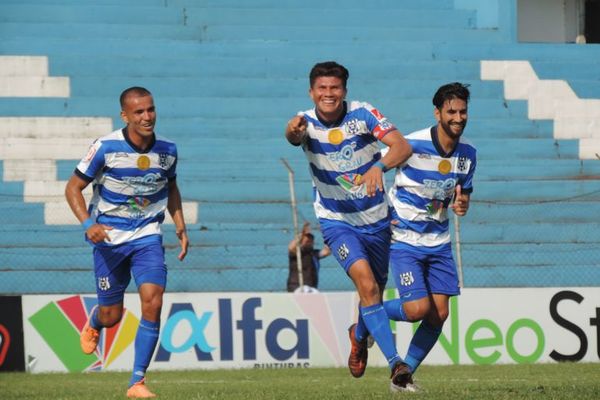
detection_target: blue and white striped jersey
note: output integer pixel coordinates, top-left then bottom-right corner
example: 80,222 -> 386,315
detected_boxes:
299,101 -> 397,233
75,128 -> 178,246
389,126 -> 476,250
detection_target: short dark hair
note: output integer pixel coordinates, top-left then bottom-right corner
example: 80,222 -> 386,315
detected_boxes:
120,86 -> 152,108
303,233 -> 315,241
432,82 -> 470,109
309,61 -> 349,89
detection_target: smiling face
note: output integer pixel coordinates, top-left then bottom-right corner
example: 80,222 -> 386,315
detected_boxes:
309,76 -> 347,123
435,97 -> 468,140
120,94 -> 156,146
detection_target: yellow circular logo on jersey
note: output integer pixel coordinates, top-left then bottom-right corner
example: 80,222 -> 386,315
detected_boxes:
328,129 -> 344,145
137,155 -> 151,170
438,160 -> 452,175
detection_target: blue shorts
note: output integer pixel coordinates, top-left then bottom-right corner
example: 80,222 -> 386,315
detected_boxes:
322,224 -> 391,285
93,241 -> 167,306
389,243 -> 460,301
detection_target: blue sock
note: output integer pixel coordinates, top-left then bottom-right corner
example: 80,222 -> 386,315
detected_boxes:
90,307 -> 103,330
383,298 -> 409,322
404,320 -> 442,373
129,318 -> 160,387
360,304 -> 401,369
355,307 -> 368,342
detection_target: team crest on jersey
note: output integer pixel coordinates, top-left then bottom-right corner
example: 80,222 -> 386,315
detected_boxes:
328,129 -> 344,145
158,153 -> 169,168
457,156 -> 468,172
128,197 -> 150,210
137,155 -> 151,170
345,118 -> 360,135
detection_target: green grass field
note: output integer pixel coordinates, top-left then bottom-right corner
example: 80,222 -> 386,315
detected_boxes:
1,363 -> 598,399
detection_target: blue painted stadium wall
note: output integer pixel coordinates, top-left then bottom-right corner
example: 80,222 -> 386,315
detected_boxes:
0,0 -> 599,293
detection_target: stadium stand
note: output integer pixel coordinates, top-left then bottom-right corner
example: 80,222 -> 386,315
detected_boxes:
0,0 -> 599,293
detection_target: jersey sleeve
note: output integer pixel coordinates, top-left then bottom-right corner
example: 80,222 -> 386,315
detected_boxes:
75,139 -> 105,182
166,143 -> 178,181
361,102 -> 397,140
460,150 -> 477,194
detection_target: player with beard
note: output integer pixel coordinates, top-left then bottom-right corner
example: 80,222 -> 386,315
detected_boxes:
384,82 -> 477,392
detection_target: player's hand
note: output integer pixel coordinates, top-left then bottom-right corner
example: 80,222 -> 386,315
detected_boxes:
356,164 -> 384,197
85,224 -> 113,243
176,228 -> 189,261
450,185 -> 469,216
286,115 -> 308,144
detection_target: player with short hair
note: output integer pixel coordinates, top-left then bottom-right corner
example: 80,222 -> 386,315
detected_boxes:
285,61 -> 413,389
384,82 -> 476,391
65,86 -> 189,398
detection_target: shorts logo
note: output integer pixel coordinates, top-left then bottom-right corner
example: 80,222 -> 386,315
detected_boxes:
337,244 -> 350,261
399,271 -> 414,287
98,277 -> 111,291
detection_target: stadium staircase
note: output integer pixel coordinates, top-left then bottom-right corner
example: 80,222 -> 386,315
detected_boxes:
1,0 -> 599,293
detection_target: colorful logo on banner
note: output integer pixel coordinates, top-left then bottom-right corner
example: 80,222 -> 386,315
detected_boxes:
28,295 -> 139,372
0,324 -> 10,367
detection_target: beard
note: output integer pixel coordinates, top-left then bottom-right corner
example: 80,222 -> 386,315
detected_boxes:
440,120 -> 466,139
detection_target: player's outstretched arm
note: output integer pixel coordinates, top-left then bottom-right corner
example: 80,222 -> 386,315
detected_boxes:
285,115 -> 308,146
167,180 -> 189,261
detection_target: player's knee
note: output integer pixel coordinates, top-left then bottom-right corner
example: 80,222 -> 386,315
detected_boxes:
403,300 -> 431,322
99,307 -> 123,327
357,282 -> 381,306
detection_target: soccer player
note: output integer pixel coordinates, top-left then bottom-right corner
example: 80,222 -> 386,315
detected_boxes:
384,82 -> 476,391
65,87 -> 189,398
285,61 -> 413,388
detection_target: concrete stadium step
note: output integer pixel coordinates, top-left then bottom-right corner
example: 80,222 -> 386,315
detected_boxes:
19,177 -> 600,204
172,0 -> 457,9
198,26 -> 504,43
463,264 -> 600,287
0,0 -> 456,9
144,117 -> 554,139
0,223 -> 294,247
0,55 -> 49,76
2,38 -> 436,60
560,79 -> 600,99
0,4 -> 184,24
0,7 -> 476,29
67,76 -> 504,99
46,57 -> 484,79
0,97 -> 528,120
462,242 -> 600,267
19,179 -> 592,203
432,42 -> 600,62
0,22 -> 201,40
460,222 -> 600,243
531,62 -> 600,82
183,7 -> 475,29
475,159 -> 600,180
0,117 -> 112,138
0,202 -> 44,223
468,200 -> 600,223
